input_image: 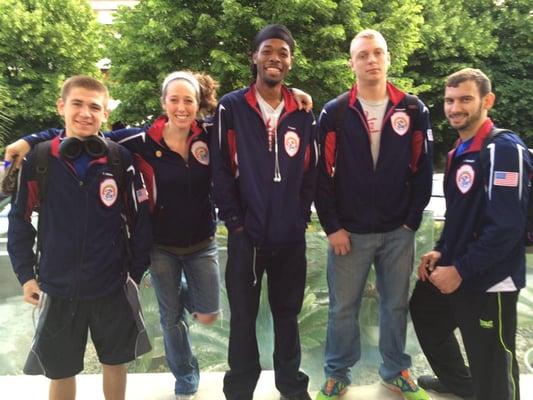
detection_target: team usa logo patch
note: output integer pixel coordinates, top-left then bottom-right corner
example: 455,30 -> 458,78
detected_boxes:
456,164 -> 475,194
391,111 -> 410,136
100,178 -> 118,207
284,131 -> 300,157
191,141 -> 209,165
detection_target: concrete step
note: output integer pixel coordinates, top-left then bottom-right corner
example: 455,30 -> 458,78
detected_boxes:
1,371 -> 532,399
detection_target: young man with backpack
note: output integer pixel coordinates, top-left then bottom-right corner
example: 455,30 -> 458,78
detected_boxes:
314,29 -> 433,400
7,75 -> 152,400
410,68 -> 531,400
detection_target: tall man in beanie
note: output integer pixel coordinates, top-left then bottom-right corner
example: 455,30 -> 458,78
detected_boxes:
211,24 -> 317,400
315,29 -> 433,400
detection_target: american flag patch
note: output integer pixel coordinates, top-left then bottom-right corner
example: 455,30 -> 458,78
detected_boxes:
494,171 -> 519,187
136,188 -> 149,202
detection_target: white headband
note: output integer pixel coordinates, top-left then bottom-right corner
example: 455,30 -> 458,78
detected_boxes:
161,71 -> 200,103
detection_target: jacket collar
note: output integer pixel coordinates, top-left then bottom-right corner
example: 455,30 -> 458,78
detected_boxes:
446,118 -> 494,174
148,115 -> 203,146
349,81 -> 406,107
244,83 -> 298,115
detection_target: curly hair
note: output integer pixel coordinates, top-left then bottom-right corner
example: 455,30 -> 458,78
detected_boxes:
194,72 -> 219,118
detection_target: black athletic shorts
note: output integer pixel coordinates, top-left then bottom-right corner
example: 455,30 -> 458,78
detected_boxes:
23,278 -> 151,379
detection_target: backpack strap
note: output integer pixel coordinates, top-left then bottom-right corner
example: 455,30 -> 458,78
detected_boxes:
105,140 -> 132,274
483,127 -> 509,147
34,141 -> 51,204
33,140 -> 52,281
478,127 -> 511,171
106,140 -> 126,194
404,93 -> 420,129
333,91 -> 350,133
404,94 -> 423,174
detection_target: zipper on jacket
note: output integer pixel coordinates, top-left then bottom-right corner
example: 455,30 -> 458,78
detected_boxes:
352,106 -> 375,172
186,158 -> 192,246
72,180 -> 88,303
60,160 -> 87,301
352,103 -> 381,231
250,102 -> 296,244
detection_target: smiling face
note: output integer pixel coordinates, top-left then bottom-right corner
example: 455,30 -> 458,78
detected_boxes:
444,80 -> 495,135
253,38 -> 292,87
161,79 -> 199,131
57,87 -> 108,138
349,36 -> 390,85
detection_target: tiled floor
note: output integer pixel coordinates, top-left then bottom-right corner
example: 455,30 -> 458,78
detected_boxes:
1,371 -> 532,399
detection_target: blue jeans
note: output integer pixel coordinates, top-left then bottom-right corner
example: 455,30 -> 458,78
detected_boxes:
324,226 -> 414,383
149,239 -> 220,395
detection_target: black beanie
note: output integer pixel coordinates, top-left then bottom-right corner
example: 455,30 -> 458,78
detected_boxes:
252,24 -> 295,53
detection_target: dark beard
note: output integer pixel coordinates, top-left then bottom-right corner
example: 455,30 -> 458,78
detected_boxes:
263,77 -> 280,88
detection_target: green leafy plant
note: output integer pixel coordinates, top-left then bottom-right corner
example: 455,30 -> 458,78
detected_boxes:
0,0 -> 104,142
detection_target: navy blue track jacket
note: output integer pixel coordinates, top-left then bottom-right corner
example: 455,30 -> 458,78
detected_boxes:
436,119 -> 531,291
211,84 -> 318,247
110,116 -> 215,247
8,134 -> 153,299
316,82 -> 433,235
23,117 -> 215,248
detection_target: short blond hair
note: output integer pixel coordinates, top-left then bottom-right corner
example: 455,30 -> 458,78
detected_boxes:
350,29 -> 388,55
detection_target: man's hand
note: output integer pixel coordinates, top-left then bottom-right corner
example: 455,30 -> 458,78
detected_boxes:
22,279 -> 41,305
4,139 -> 31,167
327,228 -> 351,256
418,250 -> 441,281
429,266 -> 462,294
292,88 -> 313,112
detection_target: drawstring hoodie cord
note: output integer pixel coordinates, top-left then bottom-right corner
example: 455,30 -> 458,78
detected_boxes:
273,129 -> 281,182
252,246 -> 258,286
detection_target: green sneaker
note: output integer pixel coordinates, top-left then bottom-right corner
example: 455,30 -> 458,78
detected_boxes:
315,377 -> 348,400
382,370 -> 431,400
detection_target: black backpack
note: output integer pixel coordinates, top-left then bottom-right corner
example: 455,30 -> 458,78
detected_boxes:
34,139 -> 126,204
479,127 -> 533,252
33,139 -> 130,277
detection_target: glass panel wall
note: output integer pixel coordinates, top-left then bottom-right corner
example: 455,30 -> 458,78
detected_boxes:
1,207 -> 531,389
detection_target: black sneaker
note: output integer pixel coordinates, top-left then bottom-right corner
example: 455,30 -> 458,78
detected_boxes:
280,392 -> 312,400
417,375 -> 451,394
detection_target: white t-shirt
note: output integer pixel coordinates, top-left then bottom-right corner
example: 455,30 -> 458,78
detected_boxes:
486,276 -> 518,292
256,91 -> 284,153
358,97 -> 388,168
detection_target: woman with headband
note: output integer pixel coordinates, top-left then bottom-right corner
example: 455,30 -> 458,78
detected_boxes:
117,71 -> 221,400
